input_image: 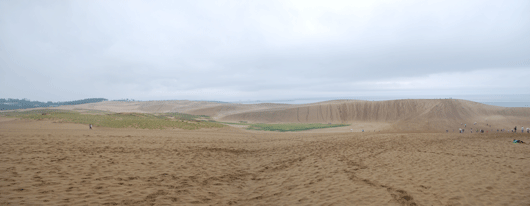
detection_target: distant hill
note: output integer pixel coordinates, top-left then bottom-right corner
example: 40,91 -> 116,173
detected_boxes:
8,98 -> 528,132
212,99 -> 530,132
0,98 -> 108,110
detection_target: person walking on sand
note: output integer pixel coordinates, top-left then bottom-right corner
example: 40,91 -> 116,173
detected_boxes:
514,126 -> 517,133
89,124 -> 92,130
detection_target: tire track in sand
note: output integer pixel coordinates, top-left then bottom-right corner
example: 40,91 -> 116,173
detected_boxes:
340,155 -> 418,206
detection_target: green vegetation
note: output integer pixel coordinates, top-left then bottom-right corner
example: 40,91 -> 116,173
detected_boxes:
165,112 -> 210,121
247,123 -> 349,132
218,120 -> 248,125
0,109 -> 224,130
222,122 -> 349,132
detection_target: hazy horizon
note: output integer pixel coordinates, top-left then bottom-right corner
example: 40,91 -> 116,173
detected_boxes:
1,1 -> 529,102
3,94 -> 530,108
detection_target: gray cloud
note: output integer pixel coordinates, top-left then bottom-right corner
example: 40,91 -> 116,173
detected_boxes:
1,0 -> 529,102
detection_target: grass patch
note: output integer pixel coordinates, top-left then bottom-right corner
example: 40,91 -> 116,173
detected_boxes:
247,123 -> 349,132
222,122 -> 251,125
164,112 -> 210,121
0,109 -> 224,130
220,121 -> 349,132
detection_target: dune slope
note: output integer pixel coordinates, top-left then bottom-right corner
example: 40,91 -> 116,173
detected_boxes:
218,99 -> 530,131
13,99 -> 530,132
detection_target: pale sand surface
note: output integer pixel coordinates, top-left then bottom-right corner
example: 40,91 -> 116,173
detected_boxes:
1,117 -> 529,205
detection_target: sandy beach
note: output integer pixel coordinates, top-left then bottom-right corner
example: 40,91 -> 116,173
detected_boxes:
1,114 -> 529,205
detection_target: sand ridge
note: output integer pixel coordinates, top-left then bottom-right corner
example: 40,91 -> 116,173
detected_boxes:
7,99 -> 530,134
26,99 -> 530,133
216,99 -> 530,132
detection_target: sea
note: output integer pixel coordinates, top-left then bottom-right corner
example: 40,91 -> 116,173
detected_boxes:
233,94 -> 530,107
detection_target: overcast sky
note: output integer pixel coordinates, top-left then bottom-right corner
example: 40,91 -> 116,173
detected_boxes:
1,0 -> 529,102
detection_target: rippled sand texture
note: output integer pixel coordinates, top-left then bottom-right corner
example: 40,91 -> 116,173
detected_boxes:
1,118 -> 529,205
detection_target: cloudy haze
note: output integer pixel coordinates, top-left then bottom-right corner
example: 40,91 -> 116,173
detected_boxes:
1,0 -> 529,102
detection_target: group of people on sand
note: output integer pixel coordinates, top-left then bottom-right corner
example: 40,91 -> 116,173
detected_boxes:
456,124 -> 528,144
511,126 -> 529,133
453,123 -> 530,134
359,129 -> 379,132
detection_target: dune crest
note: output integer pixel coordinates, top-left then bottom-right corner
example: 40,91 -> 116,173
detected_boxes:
214,99 -> 530,131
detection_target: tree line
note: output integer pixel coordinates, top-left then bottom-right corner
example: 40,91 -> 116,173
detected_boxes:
0,98 -> 108,110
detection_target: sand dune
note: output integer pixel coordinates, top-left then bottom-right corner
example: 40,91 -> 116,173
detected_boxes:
9,99 -> 530,133
1,117 -> 529,205
217,99 -> 530,132
48,99 -> 530,126
186,103 -> 292,119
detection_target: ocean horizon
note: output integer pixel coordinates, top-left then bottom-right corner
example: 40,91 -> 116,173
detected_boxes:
233,94 -> 530,107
